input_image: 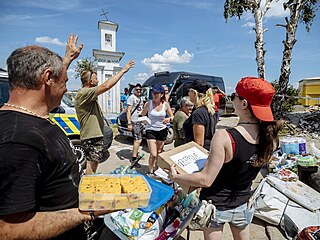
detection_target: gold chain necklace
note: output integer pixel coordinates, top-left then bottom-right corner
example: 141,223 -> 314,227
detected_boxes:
4,103 -> 55,125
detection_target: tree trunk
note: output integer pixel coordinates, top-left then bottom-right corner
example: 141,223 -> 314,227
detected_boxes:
274,2 -> 301,119
254,7 -> 266,79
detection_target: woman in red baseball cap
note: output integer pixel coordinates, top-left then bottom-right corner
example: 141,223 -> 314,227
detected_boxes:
169,77 -> 283,240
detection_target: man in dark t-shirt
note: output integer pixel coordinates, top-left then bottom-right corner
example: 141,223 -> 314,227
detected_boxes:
0,111 -> 85,239
0,34 -> 110,240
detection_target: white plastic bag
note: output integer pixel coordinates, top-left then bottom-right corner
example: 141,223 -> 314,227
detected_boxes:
111,206 -> 166,239
310,142 -> 320,159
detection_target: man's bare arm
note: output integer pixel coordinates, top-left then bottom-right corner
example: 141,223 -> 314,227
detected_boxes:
0,208 -> 112,240
97,60 -> 135,96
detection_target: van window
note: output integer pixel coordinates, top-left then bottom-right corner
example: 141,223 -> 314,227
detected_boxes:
0,77 -> 10,107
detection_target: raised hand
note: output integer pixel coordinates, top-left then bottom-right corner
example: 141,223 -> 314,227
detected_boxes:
63,33 -> 83,68
122,60 -> 135,73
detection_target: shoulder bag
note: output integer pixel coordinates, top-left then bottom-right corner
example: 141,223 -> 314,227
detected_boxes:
119,97 -> 142,123
189,199 -> 216,230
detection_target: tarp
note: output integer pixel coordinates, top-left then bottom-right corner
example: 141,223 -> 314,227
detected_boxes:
253,176 -> 320,239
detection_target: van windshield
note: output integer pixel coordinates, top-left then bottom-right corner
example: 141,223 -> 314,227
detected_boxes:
62,94 -> 75,107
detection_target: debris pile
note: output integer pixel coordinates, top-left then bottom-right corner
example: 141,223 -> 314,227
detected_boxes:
283,111 -> 320,139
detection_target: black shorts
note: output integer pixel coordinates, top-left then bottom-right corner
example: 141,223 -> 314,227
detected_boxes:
146,128 -> 168,141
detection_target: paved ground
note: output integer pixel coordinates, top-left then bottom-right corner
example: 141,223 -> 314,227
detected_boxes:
96,116 -> 287,239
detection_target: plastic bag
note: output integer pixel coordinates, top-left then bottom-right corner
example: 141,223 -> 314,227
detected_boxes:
111,206 -> 166,239
189,199 -> 216,230
310,142 -> 320,159
276,168 -> 299,182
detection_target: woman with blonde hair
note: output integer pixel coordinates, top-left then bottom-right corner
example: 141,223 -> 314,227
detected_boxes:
170,77 -> 283,240
183,80 -> 216,150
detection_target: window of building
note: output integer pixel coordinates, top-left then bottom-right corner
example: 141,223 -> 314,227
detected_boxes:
105,34 -> 112,47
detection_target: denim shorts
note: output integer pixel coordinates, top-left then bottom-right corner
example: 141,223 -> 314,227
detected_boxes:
210,203 -> 254,229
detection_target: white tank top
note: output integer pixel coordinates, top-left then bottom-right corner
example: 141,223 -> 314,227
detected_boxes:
146,100 -> 167,131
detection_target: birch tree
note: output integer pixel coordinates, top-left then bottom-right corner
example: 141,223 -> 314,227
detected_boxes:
274,0 -> 319,118
224,0 -> 274,79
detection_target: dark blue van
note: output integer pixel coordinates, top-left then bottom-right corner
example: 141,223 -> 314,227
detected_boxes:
0,69 -> 10,107
142,71 -> 226,113
117,71 -> 229,144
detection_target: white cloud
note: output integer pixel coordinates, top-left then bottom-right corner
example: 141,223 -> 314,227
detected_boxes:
159,0 -> 215,11
240,0 -> 289,31
67,68 -> 75,74
135,73 -> 149,81
35,36 -> 66,46
142,47 -> 193,73
0,13 -> 62,23
2,0 -> 81,11
265,0 -> 289,18
242,22 -> 255,28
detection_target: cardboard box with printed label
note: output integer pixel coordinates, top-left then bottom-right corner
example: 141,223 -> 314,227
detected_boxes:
158,141 -> 209,193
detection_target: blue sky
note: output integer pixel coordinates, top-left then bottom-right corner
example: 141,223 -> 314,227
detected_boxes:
0,0 -> 319,94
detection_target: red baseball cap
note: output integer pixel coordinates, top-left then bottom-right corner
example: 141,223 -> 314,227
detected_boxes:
235,77 -> 274,121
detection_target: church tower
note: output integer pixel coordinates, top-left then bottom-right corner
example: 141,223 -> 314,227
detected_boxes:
93,18 -> 125,114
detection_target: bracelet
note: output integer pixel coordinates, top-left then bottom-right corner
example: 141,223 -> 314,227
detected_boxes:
89,211 -> 95,221
128,123 -> 132,125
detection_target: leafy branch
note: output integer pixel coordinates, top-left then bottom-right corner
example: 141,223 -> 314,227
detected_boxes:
74,58 -> 97,79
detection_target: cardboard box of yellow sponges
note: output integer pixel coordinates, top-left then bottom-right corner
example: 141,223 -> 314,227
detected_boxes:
158,141 -> 208,193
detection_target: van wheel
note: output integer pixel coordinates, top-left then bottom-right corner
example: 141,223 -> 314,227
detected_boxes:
165,127 -> 174,145
71,139 -> 86,169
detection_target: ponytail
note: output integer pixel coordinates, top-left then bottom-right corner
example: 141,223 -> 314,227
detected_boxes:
254,120 -> 283,167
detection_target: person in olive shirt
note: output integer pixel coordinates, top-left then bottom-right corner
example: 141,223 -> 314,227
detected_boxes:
75,61 -> 134,174
173,96 -> 194,147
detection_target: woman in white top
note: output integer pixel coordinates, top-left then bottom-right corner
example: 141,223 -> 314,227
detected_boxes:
141,84 -> 174,175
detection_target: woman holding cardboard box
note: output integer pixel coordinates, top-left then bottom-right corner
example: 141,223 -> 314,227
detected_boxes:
169,77 -> 283,240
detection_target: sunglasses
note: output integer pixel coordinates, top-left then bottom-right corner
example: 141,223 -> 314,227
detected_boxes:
230,92 -> 243,101
135,88 -> 142,91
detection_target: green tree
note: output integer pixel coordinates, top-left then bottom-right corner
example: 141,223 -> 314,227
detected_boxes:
271,80 -> 300,113
224,0 -> 274,79
74,58 -> 96,79
274,0 -> 319,118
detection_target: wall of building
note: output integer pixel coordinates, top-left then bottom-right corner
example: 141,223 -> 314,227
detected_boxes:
299,77 -> 320,106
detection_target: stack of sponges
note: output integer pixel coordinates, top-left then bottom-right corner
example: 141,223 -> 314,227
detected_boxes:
79,175 -> 151,210
120,176 -> 149,193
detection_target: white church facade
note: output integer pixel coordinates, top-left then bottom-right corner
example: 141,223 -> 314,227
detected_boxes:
93,20 -> 125,114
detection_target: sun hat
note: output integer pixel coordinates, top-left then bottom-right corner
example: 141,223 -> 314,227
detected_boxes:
152,84 -> 165,93
235,76 -> 274,122
189,80 -> 213,94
